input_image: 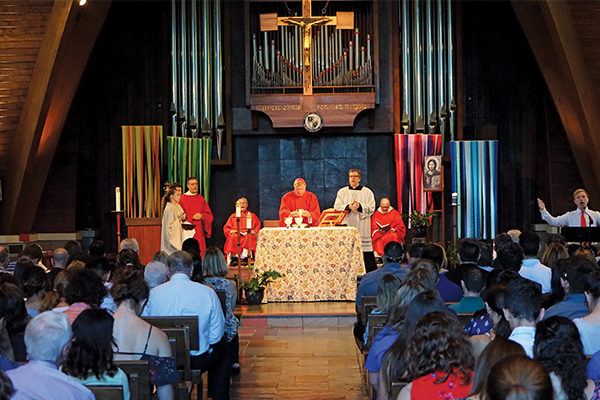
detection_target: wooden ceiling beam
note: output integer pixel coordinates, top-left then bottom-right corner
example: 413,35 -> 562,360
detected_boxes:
0,0 -> 111,234
512,0 -> 600,201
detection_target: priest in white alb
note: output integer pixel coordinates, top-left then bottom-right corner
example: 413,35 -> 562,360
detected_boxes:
334,169 -> 377,272
371,197 -> 406,257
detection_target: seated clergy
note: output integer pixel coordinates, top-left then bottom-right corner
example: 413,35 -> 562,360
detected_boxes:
370,198 -> 406,257
223,197 -> 261,263
279,178 -> 321,226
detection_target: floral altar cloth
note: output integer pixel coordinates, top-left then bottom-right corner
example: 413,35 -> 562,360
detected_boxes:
254,227 -> 366,302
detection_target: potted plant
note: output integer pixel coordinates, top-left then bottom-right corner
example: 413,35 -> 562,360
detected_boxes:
240,266 -> 284,305
407,209 -> 435,238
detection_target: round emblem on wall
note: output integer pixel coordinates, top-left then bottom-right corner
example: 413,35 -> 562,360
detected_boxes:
303,112 -> 323,132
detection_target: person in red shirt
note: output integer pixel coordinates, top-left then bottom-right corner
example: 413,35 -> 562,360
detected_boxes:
223,197 -> 261,264
178,177 -> 213,257
278,178 -> 320,227
371,198 -> 406,257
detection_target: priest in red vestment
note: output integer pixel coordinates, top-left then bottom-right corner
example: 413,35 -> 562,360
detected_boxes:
371,198 -> 406,256
178,177 -> 213,257
223,197 -> 261,262
279,178 -> 321,226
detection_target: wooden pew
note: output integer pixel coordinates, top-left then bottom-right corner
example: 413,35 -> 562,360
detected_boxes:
366,313 -> 388,349
162,327 -> 192,400
86,385 -> 124,400
456,312 -> 473,328
390,380 -> 410,399
360,295 -> 378,327
142,316 -> 199,352
114,360 -> 150,400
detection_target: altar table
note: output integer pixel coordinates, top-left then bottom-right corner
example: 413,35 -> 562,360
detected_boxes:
254,227 -> 366,302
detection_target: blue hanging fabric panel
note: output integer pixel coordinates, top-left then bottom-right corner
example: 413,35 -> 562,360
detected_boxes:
450,141 -> 498,239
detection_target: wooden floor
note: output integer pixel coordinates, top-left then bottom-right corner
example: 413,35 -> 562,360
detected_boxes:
228,302 -> 369,399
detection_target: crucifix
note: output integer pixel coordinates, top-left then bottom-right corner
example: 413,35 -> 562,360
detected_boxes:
260,0 -> 354,95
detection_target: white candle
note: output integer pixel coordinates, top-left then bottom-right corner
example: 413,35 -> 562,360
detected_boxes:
246,213 -> 252,229
235,206 -> 241,218
115,187 -> 121,212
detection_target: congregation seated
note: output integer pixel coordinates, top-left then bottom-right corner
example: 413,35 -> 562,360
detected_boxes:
144,260 -> 169,289
19,265 -> 48,318
62,309 -> 130,399
373,290 -> 448,399
449,266 -> 486,314
519,230 -> 552,293
6,311 -> 94,400
152,250 -> 169,265
485,355 -> 553,400
464,337 -> 526,399
0,283 -> 29,362
183,238 -> 204,283
111,265 -> 178,399
534,316 -> 600,399
142,251 -> 229,400
504,277 -> 544,358
86,256 -> 118,314
396,311 -> 474,400
362,274 -> 401,345
544,255 -> 595,319
62,268 -> 107,324
420,244 -> 463,302
118,249 -> 143,269
574,269 -> 600,355
46,248 -> 68,289
202,247 -> 241,374
445,238 -> 488,286
541,244 -> 570,308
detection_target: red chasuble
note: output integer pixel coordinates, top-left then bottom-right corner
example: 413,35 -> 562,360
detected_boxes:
179,193 -> 213,256
278,191 -> 321,226
370,208 -> 406,255
223,211 -> 261,255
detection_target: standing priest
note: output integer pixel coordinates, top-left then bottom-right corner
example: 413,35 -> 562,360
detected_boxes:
279,178 -> 321,226
334,169 -> 377,272
223,197 -> 261,265
179,177 -> 213,257
371,198 -> 406,257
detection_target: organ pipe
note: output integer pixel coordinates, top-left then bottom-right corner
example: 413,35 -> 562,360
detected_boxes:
398,0 -> 455,139
171,0 -> 178,136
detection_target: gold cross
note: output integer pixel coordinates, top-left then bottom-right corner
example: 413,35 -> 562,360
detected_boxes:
260,0 -> 353,95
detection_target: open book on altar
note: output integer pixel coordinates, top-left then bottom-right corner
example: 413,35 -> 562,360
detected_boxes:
318,208 -> 348,227
376,221 -> 391,232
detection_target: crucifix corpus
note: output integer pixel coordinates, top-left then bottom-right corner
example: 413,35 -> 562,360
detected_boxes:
260,0 -> 354,95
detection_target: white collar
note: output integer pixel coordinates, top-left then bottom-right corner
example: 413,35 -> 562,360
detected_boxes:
184,191 -> 197,196
377,206 -> 394,214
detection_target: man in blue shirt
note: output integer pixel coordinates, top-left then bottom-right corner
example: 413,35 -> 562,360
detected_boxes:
545,255 -> 595,319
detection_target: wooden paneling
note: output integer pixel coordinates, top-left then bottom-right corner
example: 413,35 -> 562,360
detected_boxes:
0,0 -> 52,206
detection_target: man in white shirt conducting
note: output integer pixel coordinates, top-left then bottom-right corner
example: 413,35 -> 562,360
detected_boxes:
538,188 -> 600,227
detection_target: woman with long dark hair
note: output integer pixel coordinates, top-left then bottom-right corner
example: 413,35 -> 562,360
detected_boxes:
534,316 -> 599,399
397,311 -> 474,399
62,309 -> 130,399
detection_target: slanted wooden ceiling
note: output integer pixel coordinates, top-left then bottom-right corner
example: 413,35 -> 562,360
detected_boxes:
0,0 -> 110,234
513,0 -> 600,202
0,0 -> 54,185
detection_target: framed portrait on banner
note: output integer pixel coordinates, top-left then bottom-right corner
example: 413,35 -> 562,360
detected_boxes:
423,155 -> 443,191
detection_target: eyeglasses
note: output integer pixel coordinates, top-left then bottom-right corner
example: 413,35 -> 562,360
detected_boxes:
349,175 -> 360,178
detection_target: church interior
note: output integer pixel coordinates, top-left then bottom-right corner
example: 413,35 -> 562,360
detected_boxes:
1,0 -> 600,399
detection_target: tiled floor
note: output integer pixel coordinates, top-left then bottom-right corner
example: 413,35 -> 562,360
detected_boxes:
229,303 -> 369,399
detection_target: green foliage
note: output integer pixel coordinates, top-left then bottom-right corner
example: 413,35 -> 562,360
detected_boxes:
240,266 -> 284,294
405,209 -> 435,227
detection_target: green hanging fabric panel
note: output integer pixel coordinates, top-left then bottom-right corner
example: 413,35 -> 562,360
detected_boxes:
167,137 -> 212,202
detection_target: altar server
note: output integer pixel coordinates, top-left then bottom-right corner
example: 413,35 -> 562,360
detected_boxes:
334,169 -> 377,272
